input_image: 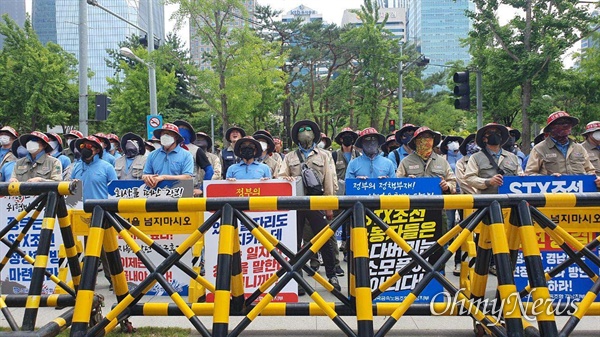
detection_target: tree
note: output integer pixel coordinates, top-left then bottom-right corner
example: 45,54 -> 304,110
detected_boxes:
467,0 -> 600,153
0,15 -> 78,132
104,45 -> 177,137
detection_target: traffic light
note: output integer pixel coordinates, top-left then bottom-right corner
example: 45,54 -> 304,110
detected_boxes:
388,119 -> 396,133
95,94 -> 111,121
453,71 -> 470,110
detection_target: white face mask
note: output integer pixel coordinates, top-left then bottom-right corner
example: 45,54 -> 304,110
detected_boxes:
66,139 -> 73,147
447,141 -> 459,152
593,131 -> 600,142
160,134 -> 175,147
260,142 -> 268,152
26,141 -> 40,154
0,135 -> 11,146
317,142 -> 325,149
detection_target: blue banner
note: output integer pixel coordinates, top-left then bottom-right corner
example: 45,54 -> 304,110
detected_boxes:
345,177 -> 442,196
499,175 -> 597,194
346,178 -> 444,303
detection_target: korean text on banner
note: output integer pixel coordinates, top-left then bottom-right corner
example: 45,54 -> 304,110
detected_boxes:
203,179 -> 299,303
500,175 -> 600,303
346,177 -> 444,303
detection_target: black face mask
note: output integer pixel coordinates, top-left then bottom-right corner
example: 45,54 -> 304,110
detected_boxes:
125,148 -> 139,158
240,147 -> 255,160
486,133 -> 503,146
401,133 -> 413,145
80,148 -> 94,160
195,139 -> 209,150
341,136 -> 354,147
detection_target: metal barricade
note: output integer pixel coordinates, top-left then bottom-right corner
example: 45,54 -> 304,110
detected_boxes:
67,193 -> 600,337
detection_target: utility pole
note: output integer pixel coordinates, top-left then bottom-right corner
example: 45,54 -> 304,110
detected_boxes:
78,0 -> 88,136
147,0 -> 157,117
398,42 -> 403,127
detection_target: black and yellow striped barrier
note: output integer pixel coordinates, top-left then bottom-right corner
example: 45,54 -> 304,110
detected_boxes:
71,193 -> 600,337
0,182 -> 80,335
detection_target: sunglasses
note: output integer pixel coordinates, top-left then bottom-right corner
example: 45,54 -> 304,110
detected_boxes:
79,142 -> 96,150
298,126 -> 312,132
240,146 -> 256,151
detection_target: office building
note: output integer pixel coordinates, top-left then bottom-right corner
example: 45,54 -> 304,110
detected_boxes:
407,0 -> 473,79
377,0 -> 409,9
581,10 -> 599,54
342,7 -> 406,41
0,0 -> 26,49
282,5 -> 322,24
190,0 -> 255,69
32,0 -> 165,93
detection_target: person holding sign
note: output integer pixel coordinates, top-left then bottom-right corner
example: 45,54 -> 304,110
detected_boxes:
581,121 -> 600,175
396,126 -> 457,194
525,111 -> 600,189
278,119 -> 342,291
142,123 -> 194,189
10,131 -> 62,182
225,136 -> 271,180
346,128 -> 396,179
115,132 -> 147,180
464,123 -> 523,194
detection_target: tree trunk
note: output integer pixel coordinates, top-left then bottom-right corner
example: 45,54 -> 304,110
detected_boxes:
521,80 -> 532,155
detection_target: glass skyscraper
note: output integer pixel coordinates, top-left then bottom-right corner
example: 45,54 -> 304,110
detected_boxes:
0,0 -> 26,49
408,0 -> 473,78
32,0 -> 164,93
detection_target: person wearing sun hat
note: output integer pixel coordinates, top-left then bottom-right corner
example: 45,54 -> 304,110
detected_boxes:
93,133 -> 116,166
381,133 -> 400,156
387,123 -> 419,168
114,132 -> 147,180
221,126 -> 246,176
106,133 -> 122,159
396,126 -> 456,194
253,132 -> 280,178
525,111 -> 598,187
142,123 -> 194,189
194,131 -> 222,180
45,132 -> 72,175
464,123 -> 523,195
581,121 -> 600,175
346,127 -> 395,179
277,119 -> 342,292
225,136 -> 271,180
70,135 -> 117,200
440,135 -> 464,173
0,139 -> 27,182
9,131 -> 62,182
63,129 -> 83,162
0,126 -> 19,170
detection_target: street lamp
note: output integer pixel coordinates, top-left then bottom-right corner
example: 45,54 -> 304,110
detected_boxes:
119,47 -> 158,117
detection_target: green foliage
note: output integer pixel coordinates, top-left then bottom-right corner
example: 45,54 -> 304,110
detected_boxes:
467,0 -> 600,152
0,15 -> 78,132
